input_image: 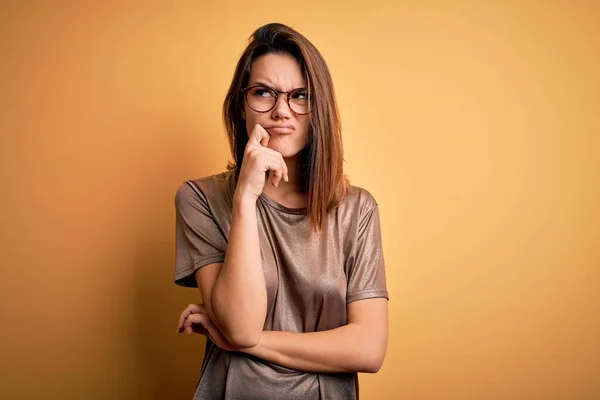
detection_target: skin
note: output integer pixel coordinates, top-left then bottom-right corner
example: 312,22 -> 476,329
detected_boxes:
241,52 -> 311,208
176,53 -> 388,373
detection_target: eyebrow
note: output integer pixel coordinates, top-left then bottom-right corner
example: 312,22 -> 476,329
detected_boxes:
250,80 -> 307,90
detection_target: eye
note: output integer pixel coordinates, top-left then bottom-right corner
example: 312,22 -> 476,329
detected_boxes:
251,87 -> 275,98
291,90 -> 308,100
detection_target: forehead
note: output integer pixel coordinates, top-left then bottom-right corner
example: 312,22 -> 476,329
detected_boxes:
248,53 -> 306,88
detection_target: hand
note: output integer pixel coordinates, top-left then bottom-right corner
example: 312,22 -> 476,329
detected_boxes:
235,124 -> 289,200
177,303 -> 240,352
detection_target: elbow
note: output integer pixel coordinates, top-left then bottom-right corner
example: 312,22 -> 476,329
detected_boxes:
362,355 -> 384,373
210,288 -> 264,348
361,353 -> 385,373
210,308 -> 262,348
211,314 -> 262,348
225,329 -> 261,349
359,342 -> 386,373
211,299 -> 262,349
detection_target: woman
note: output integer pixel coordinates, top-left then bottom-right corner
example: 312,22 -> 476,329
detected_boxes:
174,22 -> 388,400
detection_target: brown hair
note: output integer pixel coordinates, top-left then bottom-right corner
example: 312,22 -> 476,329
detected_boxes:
223,22 -> 349,231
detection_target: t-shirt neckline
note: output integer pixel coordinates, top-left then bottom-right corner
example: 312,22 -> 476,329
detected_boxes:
259,192 -> 307,215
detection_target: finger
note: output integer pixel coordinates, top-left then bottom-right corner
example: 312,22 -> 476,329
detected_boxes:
263,157 -> 282,187
281,157 -> 289,182
178,311 -> 190,332
184,314 -> 205,335
178,304 -> 203,331
250,124 -> 270,147
270,167 -> 283,187
185,313 -> 209,324
185,313 -> 213,336
263,148 -> 289,183
258,125 -> 270,147
178,306 -> 195,331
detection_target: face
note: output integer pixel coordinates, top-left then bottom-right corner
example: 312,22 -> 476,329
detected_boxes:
242,53 -> 310,159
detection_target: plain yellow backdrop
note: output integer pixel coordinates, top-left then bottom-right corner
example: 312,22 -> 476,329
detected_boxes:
1,1 -> 599,399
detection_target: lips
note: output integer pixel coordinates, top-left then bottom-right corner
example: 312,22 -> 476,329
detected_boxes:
264,125 -> 294,134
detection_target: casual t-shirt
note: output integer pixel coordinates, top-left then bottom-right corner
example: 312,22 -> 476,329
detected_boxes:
174,169 -> 388,400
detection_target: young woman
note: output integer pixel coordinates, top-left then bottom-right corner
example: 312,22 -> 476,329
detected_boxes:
174,22 -> 388,400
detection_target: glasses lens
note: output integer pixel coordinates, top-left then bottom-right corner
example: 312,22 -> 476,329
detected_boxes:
246,86 -> 277,112
245,86 -> 311,114
289,88 -> 310,114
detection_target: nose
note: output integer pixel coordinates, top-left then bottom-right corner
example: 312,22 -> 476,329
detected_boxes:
271,93 -> 292,120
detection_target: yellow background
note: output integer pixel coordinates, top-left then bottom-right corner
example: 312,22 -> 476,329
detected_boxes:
1,1 -> 599,399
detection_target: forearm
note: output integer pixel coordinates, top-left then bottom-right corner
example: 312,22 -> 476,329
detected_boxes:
241,323 -> 386,374
212,194 -> 266,347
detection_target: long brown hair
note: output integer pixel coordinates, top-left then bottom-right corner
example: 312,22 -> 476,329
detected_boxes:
223,23 -> 349,232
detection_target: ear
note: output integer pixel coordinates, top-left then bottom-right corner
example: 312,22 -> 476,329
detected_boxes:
241,109 -> 246,120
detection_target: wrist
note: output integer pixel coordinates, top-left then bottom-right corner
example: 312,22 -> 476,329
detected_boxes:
233,189 -> 258,206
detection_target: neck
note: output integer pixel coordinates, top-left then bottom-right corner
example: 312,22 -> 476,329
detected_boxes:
283,155 -> 302,189
261,154 -> 306,204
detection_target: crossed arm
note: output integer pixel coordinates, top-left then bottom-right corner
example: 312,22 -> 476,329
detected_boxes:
180,262 -> 388,374
239,297 -> 388,373
177,189 -> 388,374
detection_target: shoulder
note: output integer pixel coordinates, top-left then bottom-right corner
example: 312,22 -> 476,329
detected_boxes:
331,184 -> 380,228
175,169 -> 237,209
341,184 -> 379,215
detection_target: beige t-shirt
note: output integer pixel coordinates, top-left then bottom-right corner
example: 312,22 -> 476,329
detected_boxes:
174,169 -> 388,400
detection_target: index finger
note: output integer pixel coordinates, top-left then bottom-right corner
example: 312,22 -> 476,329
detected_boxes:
250,124 -> 270,147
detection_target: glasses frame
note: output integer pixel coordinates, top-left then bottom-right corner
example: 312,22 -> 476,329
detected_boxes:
241,84 -> 311,115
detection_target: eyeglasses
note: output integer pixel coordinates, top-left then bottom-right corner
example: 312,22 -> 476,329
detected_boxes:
241,85 -> 311,115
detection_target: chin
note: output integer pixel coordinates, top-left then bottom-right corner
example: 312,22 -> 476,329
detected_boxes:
267,138 -> 304,159
281,151 -> 302,159
270,146 -> 301,159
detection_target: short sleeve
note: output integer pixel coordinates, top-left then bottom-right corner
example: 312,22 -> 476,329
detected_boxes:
174,181 -> 227,288
346,204 -> 389,303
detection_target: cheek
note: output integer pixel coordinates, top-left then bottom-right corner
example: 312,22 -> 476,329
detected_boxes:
298,119 -> 310,145
244,112 -> 258,135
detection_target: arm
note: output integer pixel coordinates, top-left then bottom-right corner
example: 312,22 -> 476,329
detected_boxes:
198,195 -> 266,348
191,125 -> 288,348
238,199 -> 389,373
241,298 -> 388,373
